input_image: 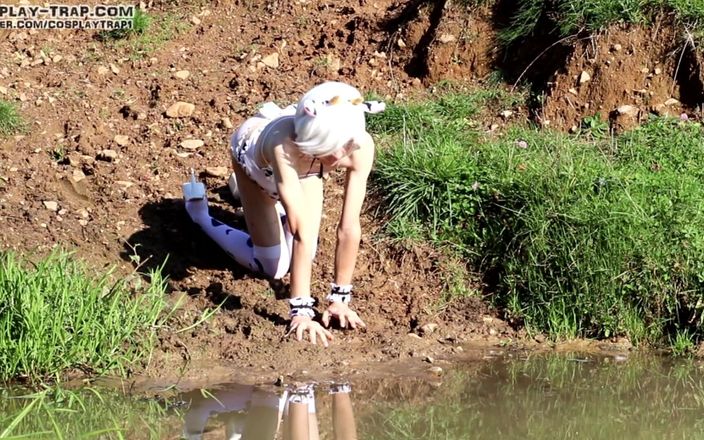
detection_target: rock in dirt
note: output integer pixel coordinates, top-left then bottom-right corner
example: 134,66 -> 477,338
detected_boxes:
97,149 -> 118,161
499,110 -> 513,119
109,63 -> 120,75
665,98 -> 680,106
221,117 -> 233,129
579,71 -> 591,84
115,180 -> 134,189
205,166 -> 229,178
611,43 -> 622,52
0,86 -> 6,95
113,135 -> 129,146
438,34 -> 456,44
428,366 -> 443,376
181,139 -> 204,150
262,53 -> 280,69
43,201 -> 58,211
610,105 -> 640,133
166,102 -> 195,118
97,65 -> 109,76
174,70 -> 190,80
420,323 -> 438,336
191,15 -> 201,25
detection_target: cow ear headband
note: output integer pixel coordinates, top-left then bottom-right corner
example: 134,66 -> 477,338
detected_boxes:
301,96 -> 386,117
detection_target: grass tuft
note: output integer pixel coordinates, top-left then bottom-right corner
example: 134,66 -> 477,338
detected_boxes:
0,250 -> 168,382
0,100 -> 25,137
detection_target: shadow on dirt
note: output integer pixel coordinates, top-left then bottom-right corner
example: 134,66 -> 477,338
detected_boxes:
121,185 -> 250,283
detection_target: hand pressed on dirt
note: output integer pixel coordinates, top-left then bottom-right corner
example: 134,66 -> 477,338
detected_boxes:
289,316 -> 334,347
322,302 -> 366,330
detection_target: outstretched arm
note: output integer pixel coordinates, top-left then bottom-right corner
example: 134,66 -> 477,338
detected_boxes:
271,140 -> 332,346
322,132 -> 375,329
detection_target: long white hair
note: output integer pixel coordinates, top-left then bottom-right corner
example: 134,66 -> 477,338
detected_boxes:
293,82 -> 367,156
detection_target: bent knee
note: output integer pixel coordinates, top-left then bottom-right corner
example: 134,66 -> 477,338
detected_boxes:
253,244 -> 290,279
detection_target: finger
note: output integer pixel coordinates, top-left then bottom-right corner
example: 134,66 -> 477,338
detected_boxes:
320,329 -> 331,347
310,328 -> 318,345
322,310 -> 330,327
339,314 -> 347,329
296,325 -> 304,342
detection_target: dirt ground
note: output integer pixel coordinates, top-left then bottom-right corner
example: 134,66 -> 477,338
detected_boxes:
0,0 -> 698,384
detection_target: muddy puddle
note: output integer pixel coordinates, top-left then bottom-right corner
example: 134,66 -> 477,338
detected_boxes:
2,348 -> 704,439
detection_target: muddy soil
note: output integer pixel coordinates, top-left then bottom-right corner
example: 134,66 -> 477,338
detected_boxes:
0,0 -> 699,383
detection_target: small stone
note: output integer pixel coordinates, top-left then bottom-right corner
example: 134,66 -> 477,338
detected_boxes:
489,328 -> 498,336
52,55 -> 62,63
534,333 -> 547,343
109,63 -> 120,74
428,366 -> 443,376
570,124 -> 579,133
174,70 -> 190,80
640,67 -> 649,74
500,110 -> 513,119
407,333 -> 422,340
113,135 -> 129,146
205,166 -> 229,178
97,149 -> 118,161
0,86 -> 6,95
181,139 -> 204,150
261,53 -> 280,69
166,102 -> 195,118
617,104 -> 638,116
221,117 -> 233,129
654,67 -> 662,75
568,88 -> 578,95
664,98 -> 680,106
43,201 -> 58,211
78,219 -> 88,227
71,169 -> 86,183
191,15 -> 201,25
680,113 -> 689,121
438,34 -> 456,44
97,65 -> 109,75
489,123 -> 499,131
424,356 -> 434,364
579,71 -> 591,84
411,78 -> 422,87
18,93 -> 27,102
515,140 -> 528,149
611,43 -> 622,52
420,323 -> 438,336
397,38 -> 406,48
115,180 -> 134,189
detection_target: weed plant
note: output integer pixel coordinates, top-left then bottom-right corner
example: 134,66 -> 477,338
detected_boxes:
0,101 -> 25,137
0,250 -> 168,382
496,0 -> 704,46
371,90 -> 704,347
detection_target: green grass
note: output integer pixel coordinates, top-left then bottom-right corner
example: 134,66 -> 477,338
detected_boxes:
0,100 -> 25,137
99,9 -> 189,59
495,0 -> 704,46
0,250 -> 168,382
370,89 -> 704,348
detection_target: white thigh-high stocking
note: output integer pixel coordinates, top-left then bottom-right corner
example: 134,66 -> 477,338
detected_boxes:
185,198 -> 291,279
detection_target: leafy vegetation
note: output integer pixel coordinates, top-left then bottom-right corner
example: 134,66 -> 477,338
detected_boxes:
0,251 -> 168,382
495,0 -> 704,46
370,89 -> 704,348
0,100 -> 25,137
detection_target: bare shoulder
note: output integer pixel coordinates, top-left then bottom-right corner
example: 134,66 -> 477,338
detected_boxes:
349,131 -> 375,173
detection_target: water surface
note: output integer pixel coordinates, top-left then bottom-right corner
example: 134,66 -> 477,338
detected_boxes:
2,350 -> 703,439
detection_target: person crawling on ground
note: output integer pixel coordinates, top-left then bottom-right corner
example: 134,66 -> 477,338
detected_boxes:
183,81 -> 385,347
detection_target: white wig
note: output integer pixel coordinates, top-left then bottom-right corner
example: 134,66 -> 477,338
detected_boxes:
293,82 -> 367,156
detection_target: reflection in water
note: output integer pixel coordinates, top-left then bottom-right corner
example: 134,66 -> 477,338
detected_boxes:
180,381 -> 357,440
3,353 -> 704,439
356,352 -> 704,440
